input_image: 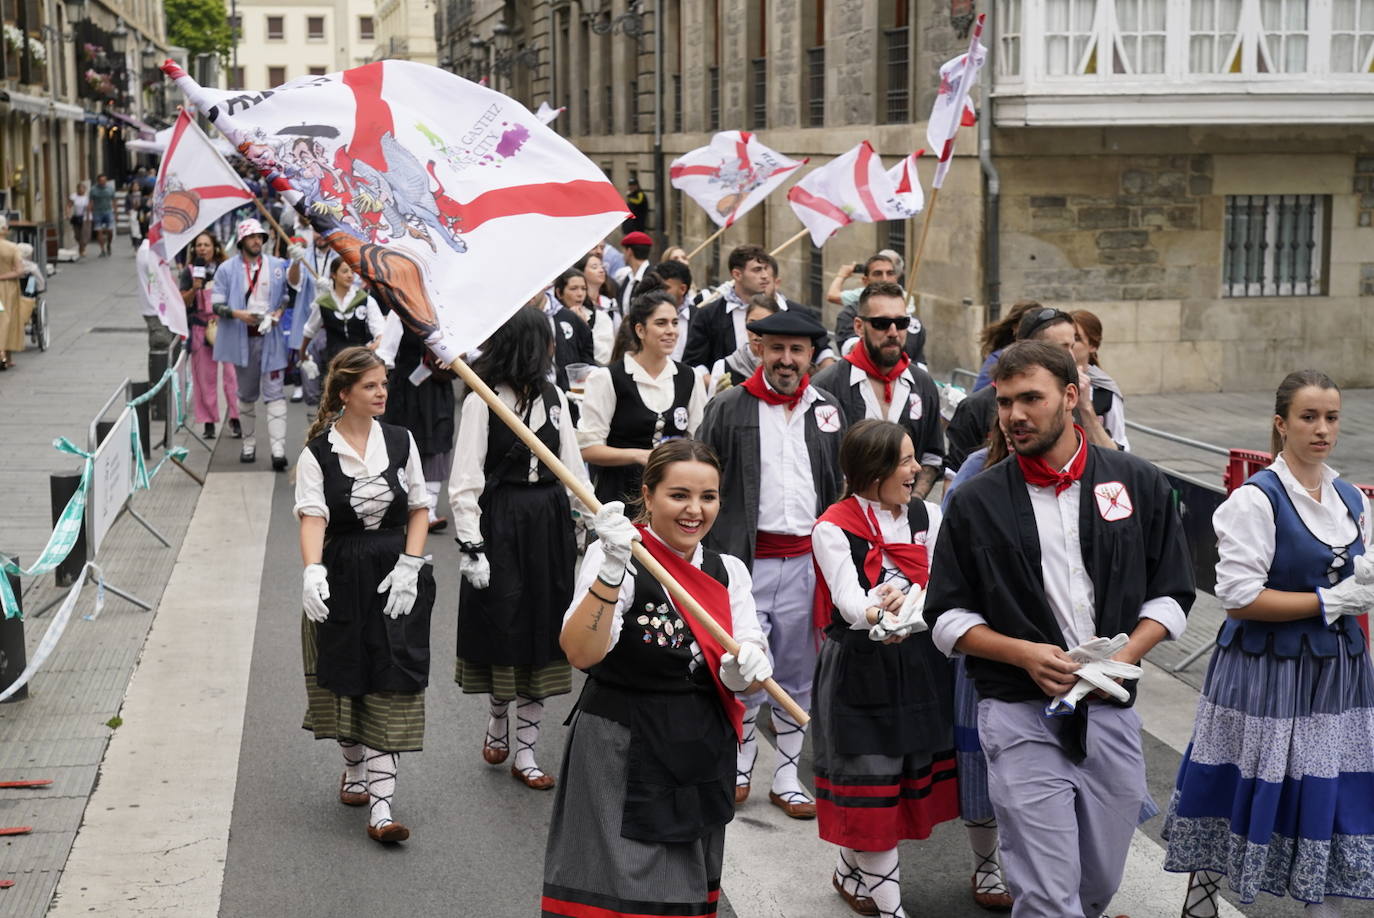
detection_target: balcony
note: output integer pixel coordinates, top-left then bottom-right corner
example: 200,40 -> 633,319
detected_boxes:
991,0 -> 1374,126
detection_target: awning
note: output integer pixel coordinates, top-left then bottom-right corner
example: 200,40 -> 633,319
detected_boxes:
52,102 -> 85,122
109,111 -> 157,139
3,91 -> 53,117
84,112 -> 113,126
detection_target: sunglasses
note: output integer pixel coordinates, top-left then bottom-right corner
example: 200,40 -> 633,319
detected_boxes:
860,316 -> 912,331
1020,307 -> 1073,340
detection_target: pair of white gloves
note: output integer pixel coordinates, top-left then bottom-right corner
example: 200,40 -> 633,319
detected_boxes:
866,584 -> 929,642
1318,554 -> 1374,625
302,553 -> 426,623
579,501 -> 774,693
1043,633 -> 1142,716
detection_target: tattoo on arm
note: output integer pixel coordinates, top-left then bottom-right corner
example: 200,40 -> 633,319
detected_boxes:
587,599 -> 607,632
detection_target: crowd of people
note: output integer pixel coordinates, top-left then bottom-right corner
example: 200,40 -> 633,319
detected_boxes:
134,211 -> 1372,918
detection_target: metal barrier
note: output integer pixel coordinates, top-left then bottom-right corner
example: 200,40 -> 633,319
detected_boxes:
950,367 -> 978,392
1123,419 -> 1232,456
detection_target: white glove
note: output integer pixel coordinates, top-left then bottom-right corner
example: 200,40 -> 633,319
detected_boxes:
719,642 -> 772,693
377,553 -> 425,619
256,312 -> 276,335
1044,633 -> 1142,716
303,564 -> 330,623
1352,554 -> 1374,585
459,552 -> 491,590
1317,574 -> 1374,624
868,586 -> 929,642
299,356 -> 320,381
288,243 -> 308,263
592,501 -> 640,587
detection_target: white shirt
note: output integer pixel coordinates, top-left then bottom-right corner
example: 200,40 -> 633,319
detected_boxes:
671,299 -> 692,362
69,193 -> 88,216
755,381 -> 824,536
301,289 -> 386,341
576,354 -> 708,450
813,496 -> 943,630
1213,452 -> 1371,610
243,256 -> 272,315
617,260 -> 650,312
845,363 -> 942,468
931,445 -> 1187,656
293,420 -> 429,524
591,294 -> 620,367
448,384 -> 592,545
564,527 -> 765,657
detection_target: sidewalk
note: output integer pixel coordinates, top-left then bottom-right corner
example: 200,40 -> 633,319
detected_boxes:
0,246 -> 218,915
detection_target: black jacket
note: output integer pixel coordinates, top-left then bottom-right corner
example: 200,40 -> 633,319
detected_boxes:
810,359 -> 944,467
946,384 -> 996,474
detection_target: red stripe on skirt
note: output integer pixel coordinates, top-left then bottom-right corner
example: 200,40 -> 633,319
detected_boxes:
541,896 -> 719,918
815,762 -> 960,850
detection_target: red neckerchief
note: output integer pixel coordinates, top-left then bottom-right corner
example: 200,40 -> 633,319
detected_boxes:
1016,426 -> 1088,495
633,526 -> 745,743
844,344 -> 911,403
810,496 -> 930,629
740,365 -> 810,411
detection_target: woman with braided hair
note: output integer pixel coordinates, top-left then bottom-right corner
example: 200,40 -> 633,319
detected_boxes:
294,346 -> 435,843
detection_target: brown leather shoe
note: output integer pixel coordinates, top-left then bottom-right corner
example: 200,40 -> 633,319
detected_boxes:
970,874 -> 1014,911
735,783 -> 750,804
338,772 -> 369,807
832,872 -> 879,916
511,765 -> 556,790
367,821 -> 410,843
482,731 -> 509,765
768,790 -> 817,819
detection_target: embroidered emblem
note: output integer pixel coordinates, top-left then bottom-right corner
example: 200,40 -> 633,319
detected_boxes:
908,394 -> 923,421
910,316 -> 923,334
396,468 -> 409,494
815,404 -> 841,433
548,405 -> 562,430
560,321 -> 573,340
1094,481 -> 1133,521
673,406 -> 689,430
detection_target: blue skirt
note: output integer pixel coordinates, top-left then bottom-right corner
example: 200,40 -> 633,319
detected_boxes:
1162,635 -> 1374,904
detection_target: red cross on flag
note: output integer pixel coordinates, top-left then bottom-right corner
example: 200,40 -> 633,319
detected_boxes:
146,109 -> 255,260
670,130 -> 807,228
785,141 -> 925,248
160,59 -> 628,364
927,14 -> 987,189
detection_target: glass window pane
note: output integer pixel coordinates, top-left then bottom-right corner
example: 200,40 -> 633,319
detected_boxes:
1192,0 -> 1214,31
1333,34 -> 1355,69
1120,0 -> 1139,32
1261,0 -> 1280,28
1141,35 -> 1167,70
1048,0 -> 1069,31
1363,0 -> 1374,29
1286,34 -> 1307,69
1334,0 -> 1356,29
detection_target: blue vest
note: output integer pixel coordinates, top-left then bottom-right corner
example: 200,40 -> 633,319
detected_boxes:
1218,468 -> 1367,658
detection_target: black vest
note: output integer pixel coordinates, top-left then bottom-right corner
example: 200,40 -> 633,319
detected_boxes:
828,499 -> 930,634
306,423 -> 411,536
483,383 -> 562,488
318,291 -> 373,349
605,358 -> 695,450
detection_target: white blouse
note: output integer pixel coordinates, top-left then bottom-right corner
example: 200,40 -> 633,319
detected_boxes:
591,294 -> 619,367
813,496 -> 943,631
564,527 -> 766,662
447,384 -> 592,546
1213,452 -> 1372,610
294,420 -> 429,525
301,291 -> 387,342
575,354 -> 708,450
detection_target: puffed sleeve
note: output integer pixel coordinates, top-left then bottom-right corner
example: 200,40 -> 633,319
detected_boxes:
1212,484 -> 1278,610
403,432 -> 429,511
449,392 -> 490,544
293,447 -> 328,521
366,296 -> 387,339
721,554 -> 765,647
813,521 -> 876,630
685,366 -> 709,436
302,300 -> 323,340
576,366 -> 615,450
563,540 -> 631,654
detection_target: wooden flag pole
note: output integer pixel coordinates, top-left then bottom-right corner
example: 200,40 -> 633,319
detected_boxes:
683,224 -> 728,261
905,185 -> 942,309
446,355 -> 810,727
251,198 -> 321,283
692,227 -> 816,311
769,227 -> 811,259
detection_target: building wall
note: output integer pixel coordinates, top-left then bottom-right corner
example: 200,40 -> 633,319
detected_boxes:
374,0 -> 436,64
235,0 -> 345,87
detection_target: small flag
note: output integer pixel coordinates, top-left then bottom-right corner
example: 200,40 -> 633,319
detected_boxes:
535,101 -> 565,125
136,239 -> 189,338
927,13 -> 987,188
147,109 -> 255,260
670,130 -> 807,228
785,142 -> 924,248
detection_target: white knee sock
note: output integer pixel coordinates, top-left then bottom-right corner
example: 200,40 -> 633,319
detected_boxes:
770,707 -> 811,804
238,399 -> 257,450
265,399 -> 287,457
966,818 -> 1009,897
1304,901 -> 1342,917
425,481 -> 441,523
486,695 -> 509,754
513,695 -> 545,778
1181,870 -> 1224,918
339,739 -> 366,795
853,848 -> 904,918
834,847 -> 871,900
364,747 -> 399,829
737,705 -> 760,789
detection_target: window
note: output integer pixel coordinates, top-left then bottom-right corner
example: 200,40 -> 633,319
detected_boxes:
307,16 -> 325,40
228,66 -> 245,90
581,87 -> 590,135
710,237 -> 722,288
358,16 -> 375,41
708,66 -> 720,130
808,242 -> 824,310
266,15 -> 284,40
1222,195 -> 1327,296
886,218 -> 907,263
882,28 -> 909,122
806,47 -> 825,126
1190,0 -> 1242,72
673,189 -> 684,246
1260,0 -> 1309,72
604,85 -> 614,134
629,76 -> 639,133
1117,0 -> 1168,72
309,66 -> 327,76
268,66 -> 286,86
672,74 -> 682,132
1331,0 -> 1374,71
750,58 -> 767,128
1044,0 -> 1095,73
998,0 -> 1022,75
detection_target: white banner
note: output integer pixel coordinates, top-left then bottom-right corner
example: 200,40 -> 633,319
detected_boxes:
136,239 -> 189,338
147,109 -> 255,260
670,131 -> 807,228
785,142 -> 924,247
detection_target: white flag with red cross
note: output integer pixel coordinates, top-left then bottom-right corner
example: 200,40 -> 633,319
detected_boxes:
670,130 -> 807,228
147,109 -> 255,260
927,14 -> 987,189
785,141 -> 924,248
160,59 -> 627,364
136,239 -> 189,338
535,101 -> 565,125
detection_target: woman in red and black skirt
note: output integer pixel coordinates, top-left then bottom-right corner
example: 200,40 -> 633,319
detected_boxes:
811,419 -> 960,917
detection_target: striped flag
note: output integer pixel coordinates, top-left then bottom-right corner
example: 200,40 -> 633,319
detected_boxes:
670,130 -> 807,228
146,109 -> 254,260
785,142 -> 924,247
927,14 -> 987,189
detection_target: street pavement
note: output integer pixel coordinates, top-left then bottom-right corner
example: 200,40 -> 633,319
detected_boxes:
2,253 -> 1371,916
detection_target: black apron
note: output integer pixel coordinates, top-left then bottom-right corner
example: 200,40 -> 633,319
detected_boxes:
577,554 -> 735,844
590,359 -> 695,505
309,423 -> 435,696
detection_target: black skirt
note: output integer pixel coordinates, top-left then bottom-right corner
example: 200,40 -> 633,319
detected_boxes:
456,480 -> 574,668
591,464 -> 644,508
382,367 -> 455,458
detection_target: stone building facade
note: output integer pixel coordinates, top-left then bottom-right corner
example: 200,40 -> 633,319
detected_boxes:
439,0 -> 1374,393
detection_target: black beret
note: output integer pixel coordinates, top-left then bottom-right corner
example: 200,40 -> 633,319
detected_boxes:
746,308 -> 827,339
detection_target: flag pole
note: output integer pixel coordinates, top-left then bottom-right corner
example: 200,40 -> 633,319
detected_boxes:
683,223 -> 728,261
906,185 -> 941,310
251,197 -> 320,282
446,355 -> 810,727
690,226 -> 815,310
770,227 -> 811,258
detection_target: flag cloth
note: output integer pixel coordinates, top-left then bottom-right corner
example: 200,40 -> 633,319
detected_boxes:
160,59 -> 627,364
535,101 -> 565,125
136,239 -> 189,338
146,109 -> 254,260
670,130 -> 807,228
927,13 -> 987,189
785,141 -> 924,247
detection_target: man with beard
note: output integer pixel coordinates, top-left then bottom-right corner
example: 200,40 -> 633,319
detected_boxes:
812,282 -> 942,499
697,309 -> 846,820
924,340 -> 1194,918
829,253 -> 926,366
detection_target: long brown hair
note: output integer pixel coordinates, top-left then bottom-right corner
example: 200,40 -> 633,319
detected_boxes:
1071,309 -> 1104,368
633,438 -> 723,524
304,346 -> 388,443
1271,369 -> 1339,457
979,299 -> 1041,358
838,419 -> 909,499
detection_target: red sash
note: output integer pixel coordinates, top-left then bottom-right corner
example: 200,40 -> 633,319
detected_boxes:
844,344 -> 911,403
1016,426 -> 1087,495
740,366 -> 810,411
634,526 -> 746,743
810,496 -> 930,629
755,531 -> 813,559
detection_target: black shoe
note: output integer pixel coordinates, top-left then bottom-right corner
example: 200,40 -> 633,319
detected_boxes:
229,418 -> 242,438
272,454 -> 288,472
240,447 -> 256,463
203,423 -> 216,439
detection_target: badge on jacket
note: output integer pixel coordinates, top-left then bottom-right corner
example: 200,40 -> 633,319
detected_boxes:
908,394 -> 923,421
815,404 -> 841,433
673,406 -> 688,431
560,321 -> 573,340
549,405 -> 562,430
1094,481 -> 1133,521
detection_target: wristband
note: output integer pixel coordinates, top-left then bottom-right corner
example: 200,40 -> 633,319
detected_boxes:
456,540 -> 485,558
588,586 -> 618,605
597,573 -> 624,590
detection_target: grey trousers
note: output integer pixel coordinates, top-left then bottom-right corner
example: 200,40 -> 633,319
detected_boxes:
743,554 -> 817,714
978,698 -> 1146,918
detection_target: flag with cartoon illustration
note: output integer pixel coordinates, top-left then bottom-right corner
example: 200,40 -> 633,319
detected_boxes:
160,60 -> 627,363
785,141 -> 925,247
670,130 -> 807,228
147,109 -> 255,260
136,239 -> 189,337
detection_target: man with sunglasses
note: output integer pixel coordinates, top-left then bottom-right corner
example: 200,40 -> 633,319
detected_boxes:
813,282 -> 943,499
830,253 -> 926,367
